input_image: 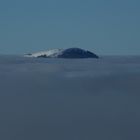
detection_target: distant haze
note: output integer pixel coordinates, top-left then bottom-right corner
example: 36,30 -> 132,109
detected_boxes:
0,0 -> 140,55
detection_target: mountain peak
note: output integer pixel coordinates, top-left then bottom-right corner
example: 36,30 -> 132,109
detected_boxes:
25,48 -> 99,59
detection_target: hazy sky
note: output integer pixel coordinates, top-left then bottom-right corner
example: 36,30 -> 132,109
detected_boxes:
0,0 -> 140,55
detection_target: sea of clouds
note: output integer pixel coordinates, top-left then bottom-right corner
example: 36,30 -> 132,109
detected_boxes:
0,55 -> 140,140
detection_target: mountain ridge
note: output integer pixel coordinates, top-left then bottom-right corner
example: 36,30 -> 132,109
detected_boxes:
25,48 -> 99,59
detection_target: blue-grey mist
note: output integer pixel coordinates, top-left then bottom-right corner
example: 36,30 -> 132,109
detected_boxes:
0,55 -> 140,140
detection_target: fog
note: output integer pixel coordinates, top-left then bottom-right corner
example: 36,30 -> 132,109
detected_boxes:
0,55 -> 140,140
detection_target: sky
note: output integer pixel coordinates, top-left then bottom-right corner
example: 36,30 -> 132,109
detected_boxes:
0,0 -> 140,55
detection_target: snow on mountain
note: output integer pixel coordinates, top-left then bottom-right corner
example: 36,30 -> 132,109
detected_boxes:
25,48 -> 99,58
25,49 -> 63,58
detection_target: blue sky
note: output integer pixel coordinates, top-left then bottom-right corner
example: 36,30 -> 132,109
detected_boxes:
0,0 -> 140,55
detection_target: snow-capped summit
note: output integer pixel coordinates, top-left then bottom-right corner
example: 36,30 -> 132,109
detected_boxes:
25,48 -> 99,59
